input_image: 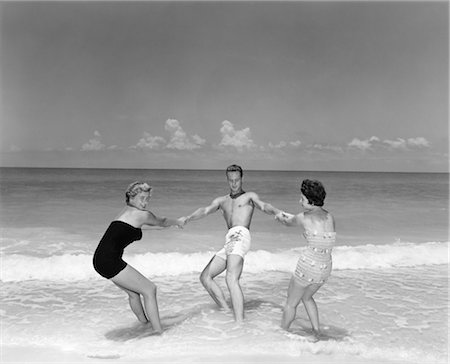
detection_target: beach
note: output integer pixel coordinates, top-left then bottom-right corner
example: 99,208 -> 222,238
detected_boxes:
2,346 -> 421,364
0,168 -> 448,363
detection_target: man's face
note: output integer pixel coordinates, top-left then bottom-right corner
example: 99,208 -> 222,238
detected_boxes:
227,171 -> 242,193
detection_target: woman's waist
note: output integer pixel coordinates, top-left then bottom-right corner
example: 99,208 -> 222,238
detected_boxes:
94,242 -> 126,256
302,246 -> 332,260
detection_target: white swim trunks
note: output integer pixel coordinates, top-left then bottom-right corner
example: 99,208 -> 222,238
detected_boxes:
216,226 -> 251,260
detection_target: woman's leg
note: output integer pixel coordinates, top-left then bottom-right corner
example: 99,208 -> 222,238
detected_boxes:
281,277 -> 306,330
302,283 -> 322,335
111,264 -> 162,333
113,282 -> 148,323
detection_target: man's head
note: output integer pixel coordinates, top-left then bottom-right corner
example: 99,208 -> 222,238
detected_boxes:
226,164 -> 243,177
226,164 -> 243,193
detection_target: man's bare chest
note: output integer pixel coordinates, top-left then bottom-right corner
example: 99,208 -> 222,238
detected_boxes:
222,199 -> 253,215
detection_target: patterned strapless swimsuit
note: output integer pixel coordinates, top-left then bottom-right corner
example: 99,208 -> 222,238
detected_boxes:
293,230 -> 336,286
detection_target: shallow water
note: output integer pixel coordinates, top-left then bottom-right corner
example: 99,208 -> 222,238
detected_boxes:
0,168 -> 448,362
1,266 -> 447,362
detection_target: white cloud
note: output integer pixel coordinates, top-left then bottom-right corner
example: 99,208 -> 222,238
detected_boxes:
192,134 -> 206,146
269,141 -> 287,149
165,119 -> 205,150
348,136 -> 380,150
311,144 -> 343,152
268,140 -> 301,150
348,136 -> 431,152
132,132 -> 166,150
407,137 -> 430,148
81,131 -> 106,151
219,120 -> 256,152
383,138 -> 407,150
383,137 -> 431,150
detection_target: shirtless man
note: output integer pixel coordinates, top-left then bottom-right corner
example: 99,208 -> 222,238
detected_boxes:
181,164 -> 281,322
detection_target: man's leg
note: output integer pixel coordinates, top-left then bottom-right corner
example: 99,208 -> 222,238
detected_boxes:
199,255 -> 229,309
225,254 -> 245,322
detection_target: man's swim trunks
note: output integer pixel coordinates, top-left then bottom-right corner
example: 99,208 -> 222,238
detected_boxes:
216,226 -> 251,260
93,220 -> 142,279
294,230 -> 336,286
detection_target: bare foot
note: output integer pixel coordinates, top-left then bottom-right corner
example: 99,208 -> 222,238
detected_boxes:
304,334 -> 319,342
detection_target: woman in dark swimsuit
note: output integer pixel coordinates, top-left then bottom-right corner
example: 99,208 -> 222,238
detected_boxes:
93,181 -> 184,333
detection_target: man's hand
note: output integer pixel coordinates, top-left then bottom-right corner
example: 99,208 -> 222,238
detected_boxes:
275,211 -> 293,225
176,217 -> 188,228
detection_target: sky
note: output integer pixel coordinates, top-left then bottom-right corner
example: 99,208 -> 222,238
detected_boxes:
1,1 -> 448,172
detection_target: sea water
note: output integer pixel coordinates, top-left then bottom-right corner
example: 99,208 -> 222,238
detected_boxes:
0,168 -> 448,362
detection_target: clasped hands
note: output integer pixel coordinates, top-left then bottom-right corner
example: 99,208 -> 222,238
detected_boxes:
275,211 -> 294,225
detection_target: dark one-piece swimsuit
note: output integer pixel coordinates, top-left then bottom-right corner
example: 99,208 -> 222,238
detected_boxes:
93,220 -> 142,279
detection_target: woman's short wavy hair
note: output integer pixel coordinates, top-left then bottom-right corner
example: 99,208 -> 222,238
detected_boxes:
125,181 -> 152,203
301,179 -> 326,207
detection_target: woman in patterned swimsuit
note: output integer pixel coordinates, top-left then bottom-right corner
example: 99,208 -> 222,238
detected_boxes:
275,179 -> 336,341
93,182 -> 184,333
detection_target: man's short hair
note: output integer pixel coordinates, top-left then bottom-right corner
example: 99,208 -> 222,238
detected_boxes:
226,164 -> 243,177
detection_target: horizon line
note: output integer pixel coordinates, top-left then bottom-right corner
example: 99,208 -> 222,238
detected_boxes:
0,166 -> 447,174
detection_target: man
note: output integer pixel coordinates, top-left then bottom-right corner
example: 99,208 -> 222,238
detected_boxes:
181,164 -> 281,322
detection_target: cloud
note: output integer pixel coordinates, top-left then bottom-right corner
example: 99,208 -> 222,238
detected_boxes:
383,137 -> 431,150
268,140 -> 302,150
81,131 -> 106,151
348,136 -> 380,151
407,137 -> 430,148
383,138 -> 407,150
132,132 -> 166,150
130,119 -> 205,151
192,134 -> 206,146
165,119 -> 205,150
219,120 -> 256,152
311,144 -> 343,152
269,141 -> 287,149
348,136 -> 431,151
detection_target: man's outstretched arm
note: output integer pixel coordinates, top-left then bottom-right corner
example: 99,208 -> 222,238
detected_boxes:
249,192 -> 282,216
182,197 -> 223,224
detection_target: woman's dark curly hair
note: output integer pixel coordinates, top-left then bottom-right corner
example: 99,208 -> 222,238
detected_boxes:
301,179 -> 326,206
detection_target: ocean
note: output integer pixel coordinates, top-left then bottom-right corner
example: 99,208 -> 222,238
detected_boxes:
0,168 -> 448,363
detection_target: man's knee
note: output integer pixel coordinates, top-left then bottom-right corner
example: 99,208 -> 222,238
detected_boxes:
225,271 -> 240,286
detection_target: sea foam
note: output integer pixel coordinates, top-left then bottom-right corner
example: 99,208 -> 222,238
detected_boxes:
1,241 -> 448,282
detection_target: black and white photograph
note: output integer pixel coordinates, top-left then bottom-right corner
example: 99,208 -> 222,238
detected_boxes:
0,0 -> 448,363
